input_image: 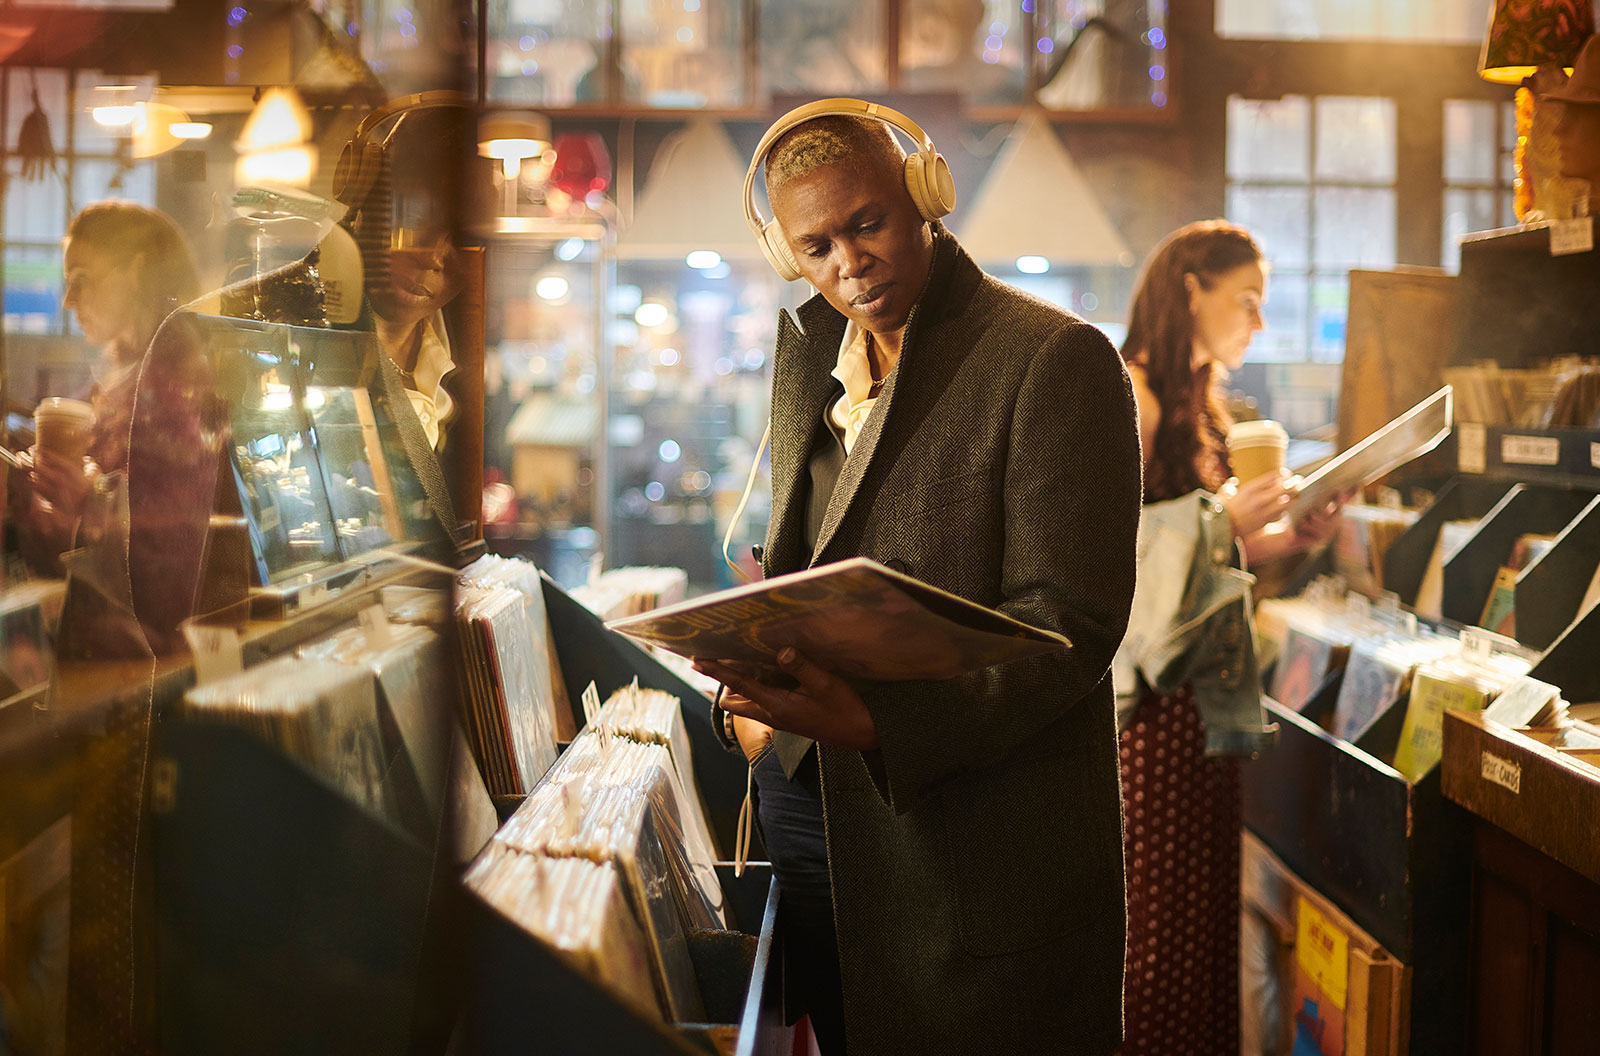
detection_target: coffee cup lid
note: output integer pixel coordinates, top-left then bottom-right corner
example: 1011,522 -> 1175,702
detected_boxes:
1227,419 -> 1287,446
35,396 -> 95,423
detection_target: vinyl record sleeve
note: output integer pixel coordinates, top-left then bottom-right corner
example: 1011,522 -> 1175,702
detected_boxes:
606,557 -> 1069,682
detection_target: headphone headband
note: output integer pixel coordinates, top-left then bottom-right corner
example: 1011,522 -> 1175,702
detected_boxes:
742,97 -> 943,240
349,90 -> 469,149
333,90 -> 470,209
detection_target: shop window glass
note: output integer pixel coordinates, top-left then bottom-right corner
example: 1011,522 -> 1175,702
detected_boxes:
900,0 -> 1026,104
1226,96 -> 1310,182
72,72 -> 158,155
1441,99 -> 1517,270
3,245 -> 64,336
760,0 -> 888,96
485,0 -> 613,104
1224,184 -> 1311,269
1314,96 -> 1396,183
619,0 -> 746,107
1216,0 -> 1482,42
3,166 -> 67,243
1226,93 -> 1396,366
1312,186 -> 1396,269
1035,0 -> 1171,111
1250,271 -> 1307,363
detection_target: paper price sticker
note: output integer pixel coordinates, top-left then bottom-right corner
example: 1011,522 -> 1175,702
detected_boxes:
358,604 -> 393,650
1502,434 -> 1560,466
1550,218 -> 1594,257
1295,896 -> 1350,1011
582,681 -> 602,728
183,623 -> 243,685
1459,422 -> 1487,474
1482,750 -> 1522,795
1589,441 -> 1600,470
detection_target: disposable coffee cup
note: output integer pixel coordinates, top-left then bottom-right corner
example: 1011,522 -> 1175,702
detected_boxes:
1227,419 -> 1288,483
34,397 -> 95,462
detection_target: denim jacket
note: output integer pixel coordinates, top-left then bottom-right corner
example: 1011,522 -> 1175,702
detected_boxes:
1113,491 -> 1278,757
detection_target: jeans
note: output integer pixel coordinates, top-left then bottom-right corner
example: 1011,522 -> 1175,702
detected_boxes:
753,746 -> 846,1055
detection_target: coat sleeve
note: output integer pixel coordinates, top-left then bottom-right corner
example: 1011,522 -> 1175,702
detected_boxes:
859,323 -> 1143,814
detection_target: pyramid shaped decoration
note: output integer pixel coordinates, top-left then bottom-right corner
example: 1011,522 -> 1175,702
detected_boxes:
617,118 -> 761,260
956,112 -> 1133,267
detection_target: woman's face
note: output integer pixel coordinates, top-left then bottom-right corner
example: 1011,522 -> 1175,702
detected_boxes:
63,238 -> 142,352
1187,260 -> 1266,372
366,236 -> 464,331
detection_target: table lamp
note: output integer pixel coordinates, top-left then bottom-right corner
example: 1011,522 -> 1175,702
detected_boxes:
1478,0 -> 1594,221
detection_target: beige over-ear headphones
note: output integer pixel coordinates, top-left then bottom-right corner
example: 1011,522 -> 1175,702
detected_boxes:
331,90 -> 469,210
742,98 -> 957,282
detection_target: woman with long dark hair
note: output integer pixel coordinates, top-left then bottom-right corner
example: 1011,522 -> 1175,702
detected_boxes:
1116,220 -> 1340,1054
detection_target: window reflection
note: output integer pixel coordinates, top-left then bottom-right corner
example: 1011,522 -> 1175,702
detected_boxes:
1036,1 -> 1169,111
900,0 -> 1025,103
760,0 -> 889,95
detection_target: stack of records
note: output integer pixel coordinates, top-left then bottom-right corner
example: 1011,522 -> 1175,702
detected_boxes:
1331,631 -> 1456,742
456,582 -> 560,796
1393,639 -> 1531,781
468,733 -> 721,1022
179,655 -> 390,819
460,555 -> 575,741
464,849 -> 661,1021
300,619 -> 495,859
595,684 -> 718,858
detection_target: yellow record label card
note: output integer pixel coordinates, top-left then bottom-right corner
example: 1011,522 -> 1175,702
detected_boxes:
1296,896 -> 1349,1011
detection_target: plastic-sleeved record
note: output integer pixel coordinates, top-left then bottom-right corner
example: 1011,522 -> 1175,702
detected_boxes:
464,848 -> 662,1021
180,655 -> 390,819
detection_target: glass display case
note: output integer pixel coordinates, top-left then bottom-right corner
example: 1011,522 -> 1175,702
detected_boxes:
608,255 -> 778,592
482,217 -> 611,587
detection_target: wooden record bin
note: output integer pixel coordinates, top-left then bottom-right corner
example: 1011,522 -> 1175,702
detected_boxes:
150,575 -> 785,1055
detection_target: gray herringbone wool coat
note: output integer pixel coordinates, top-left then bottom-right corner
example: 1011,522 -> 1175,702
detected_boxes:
762,227 -> 1142,1054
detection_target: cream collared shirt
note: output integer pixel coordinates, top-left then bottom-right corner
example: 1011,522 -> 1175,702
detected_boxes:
402,314 -> 455,449
828,322 -> 891,454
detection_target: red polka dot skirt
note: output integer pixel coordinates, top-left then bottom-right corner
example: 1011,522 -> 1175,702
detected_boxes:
1116,688 -> 1241,1055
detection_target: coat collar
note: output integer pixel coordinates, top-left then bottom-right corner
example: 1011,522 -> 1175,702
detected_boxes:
768,225 -> 980,569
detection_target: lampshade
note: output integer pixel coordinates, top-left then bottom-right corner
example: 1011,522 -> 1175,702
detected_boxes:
478,112 -> 552,161
617,118 -> 761,261
1479,0 -> 1593,84
956,112 -> 1132,268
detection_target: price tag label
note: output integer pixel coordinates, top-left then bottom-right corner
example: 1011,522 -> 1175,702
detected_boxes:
582,681 -> 602,728
358,604 -> 393,650
1502,434 -> 1560,466
1550,218 -> 1594,256
1459,422 -> 1487,474
183,623 -> 243,685
1588,441 -> 1600,470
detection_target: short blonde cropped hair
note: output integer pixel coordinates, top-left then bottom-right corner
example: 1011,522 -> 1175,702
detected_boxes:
764,115 -> 906,199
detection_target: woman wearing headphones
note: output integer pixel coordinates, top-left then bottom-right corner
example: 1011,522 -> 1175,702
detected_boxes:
694,101 -> 1142,1055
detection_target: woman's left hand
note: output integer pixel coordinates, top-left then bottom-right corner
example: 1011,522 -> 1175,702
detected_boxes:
694,648 -> 879,751
29,448 -> 98,520
1290,492 -> 1347,550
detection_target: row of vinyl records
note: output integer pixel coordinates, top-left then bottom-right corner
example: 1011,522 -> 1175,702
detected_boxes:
1257,578 -> 1589,784
174,553 -> 727,1024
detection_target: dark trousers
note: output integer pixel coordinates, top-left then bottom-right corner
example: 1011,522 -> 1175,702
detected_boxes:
753,747 -> 846,1055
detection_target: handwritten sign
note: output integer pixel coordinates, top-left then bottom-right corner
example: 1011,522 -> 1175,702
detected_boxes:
1502,434 -> 1560,467
1482,750 -> 1522,794
1550,218 -> 1594,257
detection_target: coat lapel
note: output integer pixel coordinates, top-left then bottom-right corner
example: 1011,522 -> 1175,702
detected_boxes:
766,303 -> 842,575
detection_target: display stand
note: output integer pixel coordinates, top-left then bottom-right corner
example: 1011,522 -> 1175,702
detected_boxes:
1435,483 -> 1593,626
540,574 -> 751,857
1241,676 -> 1470,1055
1380,477 -> 1513,605
152,723 -> 436,1056
1513,495 -> 1600,651
462,864 -> 785,1056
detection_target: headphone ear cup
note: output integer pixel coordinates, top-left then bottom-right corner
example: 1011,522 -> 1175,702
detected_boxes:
904,151 -> 955,221
333,141 -> 383,208
759,219 -> 802,282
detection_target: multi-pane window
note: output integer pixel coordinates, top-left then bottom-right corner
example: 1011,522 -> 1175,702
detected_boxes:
1441,99 -> 1518,271
1216,0 -> 1483,42
2,69 -> 157,336
1225,94 -> 1397,363
485,0 -> 1171,110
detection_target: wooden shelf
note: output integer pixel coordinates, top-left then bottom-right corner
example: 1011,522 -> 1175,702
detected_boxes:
1441,710 -> 1600,886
